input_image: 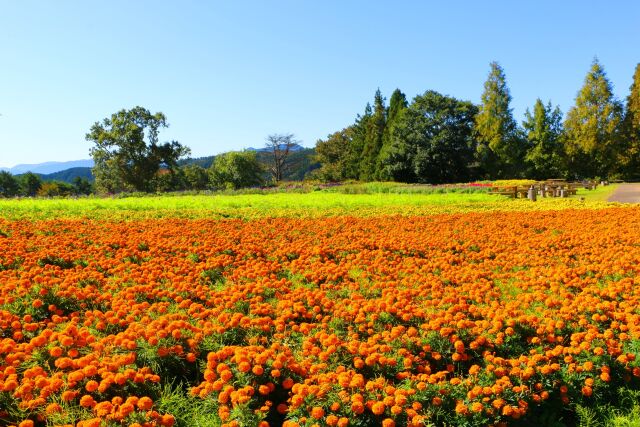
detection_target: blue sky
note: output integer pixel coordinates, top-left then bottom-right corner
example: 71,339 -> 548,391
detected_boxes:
1,1 -> 639,167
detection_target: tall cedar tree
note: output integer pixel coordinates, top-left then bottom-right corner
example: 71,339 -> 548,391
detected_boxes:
474,62 -> 523,178
377,89 -> 408,180
623,63 -> 640,178
564,59 -> 624,178
388,91 -> 478,183
522,99 -> 565,180
344,103 -> 372,180
359,89 -> 386,181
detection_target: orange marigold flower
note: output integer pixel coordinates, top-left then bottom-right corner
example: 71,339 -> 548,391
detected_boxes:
371,401 -> 385,415
310,406 -> 324,419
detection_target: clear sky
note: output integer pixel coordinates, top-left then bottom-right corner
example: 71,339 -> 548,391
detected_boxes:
1,1 -> 639,168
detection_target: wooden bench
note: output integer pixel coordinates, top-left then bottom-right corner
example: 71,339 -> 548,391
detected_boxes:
489,186 -> 530,198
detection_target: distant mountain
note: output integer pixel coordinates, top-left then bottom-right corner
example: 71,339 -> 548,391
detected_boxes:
3,145 -> 318,185
6,159 -> 94,175
179,156 -> 215,169
13,167 -> 94,184
40,167 -> 94,183
246,143 -> 306,153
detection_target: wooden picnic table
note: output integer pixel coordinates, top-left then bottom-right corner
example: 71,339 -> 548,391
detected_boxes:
489,180 -> 598,200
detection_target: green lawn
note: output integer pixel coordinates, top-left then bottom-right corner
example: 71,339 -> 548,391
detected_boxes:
576,183 -> 620,201
0,192 -> 496,220
0,189 -> 617,220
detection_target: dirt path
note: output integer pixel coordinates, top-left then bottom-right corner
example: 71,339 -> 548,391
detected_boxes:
607,183 -> 640,203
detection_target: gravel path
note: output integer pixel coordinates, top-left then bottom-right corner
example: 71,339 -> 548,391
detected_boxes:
607,183 -> 640,203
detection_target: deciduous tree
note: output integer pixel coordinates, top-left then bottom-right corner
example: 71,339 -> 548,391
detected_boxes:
265,133 -> 299,182
72,177 -> 93,195
209,151 -> 264,190
0,171 -> 20,197
20,172 -> 42,197
86,106 -> 190,193
388,90 -> 478,183
183,164 -> 210,190
314,127 -> 355,181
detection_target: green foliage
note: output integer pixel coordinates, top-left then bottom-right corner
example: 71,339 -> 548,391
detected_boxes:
86,106 -> 191,193
201,268 -> 226,286
155,382 -> 221,427
270,147 -> 319,180
179,155 -> 215,169
37,255 -> 75,269
385,90 -> 478,183
209,150 -> 264,190
572,388 -> 640,427
523,99 -> 565,179
19,171 -> 42,196
0,171 -> 20,197
36,181 -> 75,197
344,103 -> 372,180
360,89 -> 387,181
153,168 -> 188,192
474,61 -> 525,178
622,63 -> 640,179
0,190 -> 507,220
72,176 -> 93,195
564,59 -> 624,178
314,127 -> 355,181
326,181 -> 488,194
41,167 -> 94,184
181,148 -> 318,184
378,89 -> 408,180
183,164 -> 210,190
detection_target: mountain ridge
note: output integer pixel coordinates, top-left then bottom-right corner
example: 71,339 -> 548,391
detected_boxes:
1,159 -> 94,175
0,145 -> 306,174
2,145 -> 318,183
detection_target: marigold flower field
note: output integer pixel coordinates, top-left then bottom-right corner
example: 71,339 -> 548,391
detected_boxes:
1,205 -> 640,426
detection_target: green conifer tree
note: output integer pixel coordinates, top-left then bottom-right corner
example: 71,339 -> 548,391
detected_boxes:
474,62 -> 523,178
359,89 -> 386,181
344,103 -> 372,180
622,63 -> 640,178
522,99 -> 565,179
564,59 -> 624,178
377,89 -> 408,180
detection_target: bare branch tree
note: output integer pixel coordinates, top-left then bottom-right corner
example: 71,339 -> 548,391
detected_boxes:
265,133 -> 299,182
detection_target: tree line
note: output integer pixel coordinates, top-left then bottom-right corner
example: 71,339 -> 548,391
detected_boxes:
314,59 -> 640,183
85,109 -> 311,194
0,126 -> 317,197
0,171 -> 92,198
2,59 -> 638,198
